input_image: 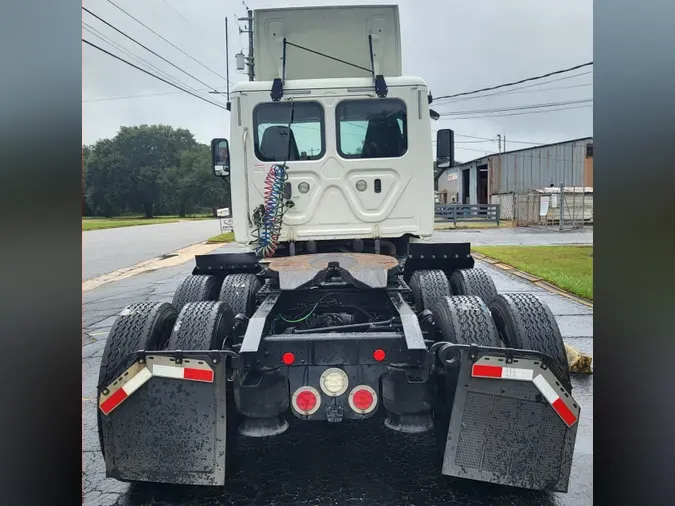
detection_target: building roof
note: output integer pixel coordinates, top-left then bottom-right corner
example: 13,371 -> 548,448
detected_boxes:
449,136 -> 593,171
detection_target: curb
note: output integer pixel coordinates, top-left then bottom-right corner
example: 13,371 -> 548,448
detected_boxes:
472,251 -> 593,308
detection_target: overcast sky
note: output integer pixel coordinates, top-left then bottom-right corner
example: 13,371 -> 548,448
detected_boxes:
82,0 -> 593,162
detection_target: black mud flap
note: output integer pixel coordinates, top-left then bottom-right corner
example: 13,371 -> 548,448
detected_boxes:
441,349 -> 579,492
98,354 -> 228,486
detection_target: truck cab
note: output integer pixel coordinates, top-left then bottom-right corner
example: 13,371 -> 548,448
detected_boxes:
211,5 -> 451,255
226,76 -> 435,247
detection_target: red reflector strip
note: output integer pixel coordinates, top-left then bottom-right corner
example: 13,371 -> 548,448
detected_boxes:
471,359 -> 578,428
100,388 -> 128,415
99,365 -> 153,415
552,398 -> 578,427
472,364 -> 503,378
183,367 -> 214,382
99,360 -> 214,415
152,364 -> 214,383
472,364 -> 533,380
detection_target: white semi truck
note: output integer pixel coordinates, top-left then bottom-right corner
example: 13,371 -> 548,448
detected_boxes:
97,5 -> 579,492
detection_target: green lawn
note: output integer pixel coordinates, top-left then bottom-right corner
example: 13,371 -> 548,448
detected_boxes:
473,245 -> 593,300
82,215 -> 216,231
206,232 -> 235,243
82,218 -> 181,231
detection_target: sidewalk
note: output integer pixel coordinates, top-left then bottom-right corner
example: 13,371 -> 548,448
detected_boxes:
432,226 -> 593,246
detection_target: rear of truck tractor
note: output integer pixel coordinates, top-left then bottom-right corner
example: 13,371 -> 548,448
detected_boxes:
96,242 -> 579,492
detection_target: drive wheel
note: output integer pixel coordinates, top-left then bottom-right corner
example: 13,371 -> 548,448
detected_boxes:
172,275 -> 222,313
489,293 -> 572,392
430,295 -> 500,465
219,273 -> 261,318
97,302 -> 178,459
409,269 -> 451,312
449,268 -> 498,304
167,301 -> 238,475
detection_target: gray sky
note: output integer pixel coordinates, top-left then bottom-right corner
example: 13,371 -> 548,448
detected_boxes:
82,0 -> 592,161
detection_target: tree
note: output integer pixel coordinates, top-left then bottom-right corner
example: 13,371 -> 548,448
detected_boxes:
159,143 -> 229,217
114,125 -> 197,218
84,124 -> 199,218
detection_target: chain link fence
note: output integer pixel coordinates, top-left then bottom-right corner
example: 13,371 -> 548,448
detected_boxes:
492,188 -> 593,229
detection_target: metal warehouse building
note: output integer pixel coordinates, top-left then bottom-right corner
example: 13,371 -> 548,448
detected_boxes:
435,137 -> 593,223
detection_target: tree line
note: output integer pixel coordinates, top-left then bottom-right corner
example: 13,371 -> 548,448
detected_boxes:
83,124 -> 229,218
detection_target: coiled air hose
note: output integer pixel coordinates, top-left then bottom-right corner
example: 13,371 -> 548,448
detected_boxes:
252,163 -> 293,258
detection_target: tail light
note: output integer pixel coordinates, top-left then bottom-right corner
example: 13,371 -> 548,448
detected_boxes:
348,385 -> 378,414
292,386 -> 321,415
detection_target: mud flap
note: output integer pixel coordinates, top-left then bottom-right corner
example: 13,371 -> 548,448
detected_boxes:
441,350 -> 579,492
98,355 -> 228,486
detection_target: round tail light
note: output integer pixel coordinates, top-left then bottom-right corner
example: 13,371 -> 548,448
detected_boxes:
292,386 -> 321,415
348,385 -> 378,414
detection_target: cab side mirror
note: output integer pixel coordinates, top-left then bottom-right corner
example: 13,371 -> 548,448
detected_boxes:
211,138 -> 230,177
436,129 -> 454,169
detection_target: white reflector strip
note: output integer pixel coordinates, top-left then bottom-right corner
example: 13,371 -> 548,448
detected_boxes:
152,364 -> 185,379
501,367 -> 534,381
122,366 -> 153,396
532,374 -> 559,404
471,364 -> 532,380
470,356 -> 579,428
100,358 -> 215,415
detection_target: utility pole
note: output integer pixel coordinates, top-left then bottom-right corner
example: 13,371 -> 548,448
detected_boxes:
497,134 -> 502,153
238,10 -> 254,81
503,134 -> 506,152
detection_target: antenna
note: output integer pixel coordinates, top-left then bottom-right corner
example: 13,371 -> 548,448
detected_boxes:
225,17 -> 230,107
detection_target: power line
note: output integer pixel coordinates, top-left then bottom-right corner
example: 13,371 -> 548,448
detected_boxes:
436,132 -> 548,146
446,103 -> 592,121
82,22 -> 218,104
440,81 -> 593,104
83,7 -> 223,94
159,0 -> 222,49
434,62 -> 593,100
83,89 -> 226,103
435,71 -> 593,104
106,0 -> 232,85
83,38 -> 228,110
438,98 -> 592,117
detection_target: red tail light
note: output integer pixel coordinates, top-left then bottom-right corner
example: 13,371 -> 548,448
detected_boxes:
373,349 -> 386,362
282,352 -> 295,365
292,386 -> 321,415
348,385 -> 378,414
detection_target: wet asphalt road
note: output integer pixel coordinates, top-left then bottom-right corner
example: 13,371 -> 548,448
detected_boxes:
83,219 -> 222,280
82,250 -> 593,506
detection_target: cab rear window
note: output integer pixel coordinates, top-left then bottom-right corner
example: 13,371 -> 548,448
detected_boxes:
253,102 -> 325,161
336,99 -> 407,159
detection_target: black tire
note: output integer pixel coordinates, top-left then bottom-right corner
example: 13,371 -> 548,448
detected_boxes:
172,275 -> 222,313
431,295 -> 500,347
166,301 -> 238,476
167,301 -> 234,350
489,293 -> 572,392
97,302 -> 178,458
409,269 -> 451,312
449,268 -> 498,304
219,273 -> 261,318
431,295 -> 499,466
